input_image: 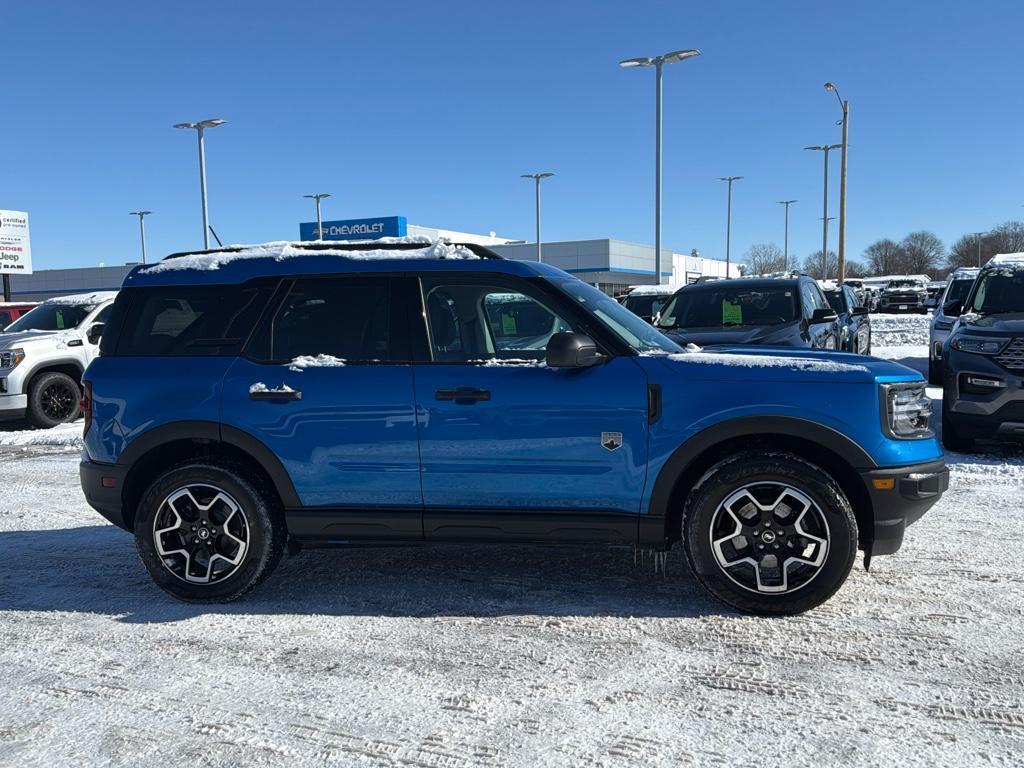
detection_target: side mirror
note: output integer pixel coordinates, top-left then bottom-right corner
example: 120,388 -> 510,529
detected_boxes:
852,306 -> 869,316
942,300 -> 963,317
810,308 -> 838,324
546,332 -> 604,368
87,322 -> 105,345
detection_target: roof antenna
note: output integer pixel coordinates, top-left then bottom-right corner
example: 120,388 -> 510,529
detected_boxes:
208,225 -> 223,247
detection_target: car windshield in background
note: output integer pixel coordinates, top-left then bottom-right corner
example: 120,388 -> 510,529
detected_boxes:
554,279 -> 681,354
657,285 -> 799,329
945,279 -> 975,304
968,268 -> 1024,314
887,280 -> 920,289
623,293 -> 671,320
3,302 -> 96,333
824,290 -> 846,314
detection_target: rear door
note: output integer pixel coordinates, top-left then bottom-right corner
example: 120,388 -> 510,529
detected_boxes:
221,275 -> 423,539
411,274 -> 649,543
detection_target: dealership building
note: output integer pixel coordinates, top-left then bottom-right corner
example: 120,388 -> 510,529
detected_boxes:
5,215 -> 738,300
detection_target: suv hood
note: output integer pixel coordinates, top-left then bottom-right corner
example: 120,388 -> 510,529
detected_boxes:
664,322 -> 800,346
0,329 -> 84,349
883,285 -> 926,295
651,344 -> 918,382
958,312 -> 1024,334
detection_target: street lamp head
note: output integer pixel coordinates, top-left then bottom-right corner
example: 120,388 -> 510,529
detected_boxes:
304,193 -> 331,200
662,49 -> 701,64
129,210 -> 152,217
619,57 -> 654,68
198,118 -> 226,128
824,82 -> 836,91
521,172 -> 554,180
717,176 -> 743,182
777,200 -> 798,205
172,122 -> 196,130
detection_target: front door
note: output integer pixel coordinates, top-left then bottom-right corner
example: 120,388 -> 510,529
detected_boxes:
411,275 -> 649,543
221,275 -> 422,539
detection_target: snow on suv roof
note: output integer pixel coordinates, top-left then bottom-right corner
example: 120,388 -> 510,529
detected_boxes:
142,238 -> 494,274
985,252 -> 1024,268
627,283 -> 686,296
43,291 -> 118,305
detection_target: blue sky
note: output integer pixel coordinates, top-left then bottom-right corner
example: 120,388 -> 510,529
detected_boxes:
5,0 -> 1022,270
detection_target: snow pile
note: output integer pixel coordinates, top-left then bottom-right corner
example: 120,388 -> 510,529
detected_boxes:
871,312 -> 930,347
43,291 -> 118,306
669,349 -> 869,373
288,354 -> 347,371
0,422 -> 82,449
626,283 -> 685,296
141,238 -> 478,274
475,358 -> 546,367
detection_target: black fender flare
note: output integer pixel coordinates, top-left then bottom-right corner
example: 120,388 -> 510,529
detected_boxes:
20,357 -> 86,393
117,419 -> 300,507
647,415 -> 876,522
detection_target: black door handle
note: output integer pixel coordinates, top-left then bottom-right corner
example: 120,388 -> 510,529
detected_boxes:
250,388 -> 302,401
435,387 -> 491,403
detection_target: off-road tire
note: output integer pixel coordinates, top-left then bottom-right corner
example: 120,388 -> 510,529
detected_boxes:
27,371 -> 81,428
682,451 -> 857,616
135,461 -> 286,602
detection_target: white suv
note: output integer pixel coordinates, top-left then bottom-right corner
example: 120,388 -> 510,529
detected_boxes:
0,292 -> 116,427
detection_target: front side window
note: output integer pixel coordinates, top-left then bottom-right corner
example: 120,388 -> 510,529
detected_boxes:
945,278 -> 975,305
824,290 -> 845,314
4,301 -> 99,332
660,285 -> 800,329
423,281 -> 572,362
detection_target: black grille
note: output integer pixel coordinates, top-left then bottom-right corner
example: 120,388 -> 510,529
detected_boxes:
994,400 -> 1024,422
884,293 -> 922,303
996,338 -> 1024,372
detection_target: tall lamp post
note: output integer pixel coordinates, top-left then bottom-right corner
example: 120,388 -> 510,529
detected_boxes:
718,176 -> 743,278
520,172 -> 554,262
824,83 -> 850,282
128,210 -> 152,264
173,118 -> 227,249
619,48 -> 701,284
970,231 -> 988,267
304,193 -> 331,240
777,200 -> 797,271
805,144 -> 841,280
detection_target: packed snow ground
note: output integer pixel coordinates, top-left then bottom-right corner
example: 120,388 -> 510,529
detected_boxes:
1,313 -> 1022,767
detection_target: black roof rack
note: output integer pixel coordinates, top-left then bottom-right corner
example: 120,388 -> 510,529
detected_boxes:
162,241 -> 504,262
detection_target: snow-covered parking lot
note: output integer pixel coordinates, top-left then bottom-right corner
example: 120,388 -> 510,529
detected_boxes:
1,314 -> 1022,767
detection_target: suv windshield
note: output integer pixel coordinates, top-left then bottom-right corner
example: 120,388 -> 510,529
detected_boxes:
887,280 -> 921,290
554,279 -> 681,354
823,290 -> 846,314
3,302 -> 97,332
967,267 -> 1024,314
657,285 -> 799,329
623,292 -> 672,320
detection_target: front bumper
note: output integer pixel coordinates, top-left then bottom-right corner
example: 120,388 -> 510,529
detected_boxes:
80,458 -> 131,530
0,392 -> 27,422
943,349 -> 1024,439
859,459 -> 948,557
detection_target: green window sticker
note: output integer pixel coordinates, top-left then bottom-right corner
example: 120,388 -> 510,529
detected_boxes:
55,310 -> 65,330
722,300 -> 742,325
501,313 -> 517,335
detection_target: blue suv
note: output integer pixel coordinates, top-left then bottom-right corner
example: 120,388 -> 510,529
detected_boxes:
79,240 -> 948,615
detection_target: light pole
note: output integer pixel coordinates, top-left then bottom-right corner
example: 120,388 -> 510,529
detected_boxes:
620,48 -> 701,284
718,176 -> 743,278
304,193 -> 331,240
824,83 -> 850,283
520,172 -> 554,262
129,210 -> 152,264
777,200 -> 797,271
173,118 -> 226,249
970,232 -> 987,267
819,217 -> 836,279
805,144 -> 841,280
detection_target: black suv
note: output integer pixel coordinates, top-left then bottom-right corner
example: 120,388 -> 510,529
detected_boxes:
823,284 -> 871,354
655,277 -> 840,349
940,255 -> 1024,449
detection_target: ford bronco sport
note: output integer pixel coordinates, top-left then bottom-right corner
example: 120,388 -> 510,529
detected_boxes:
79,240 -> 948,615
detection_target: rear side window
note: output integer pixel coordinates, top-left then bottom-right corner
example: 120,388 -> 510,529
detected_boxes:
108,285 -> 273,356
247,276 -> 409,363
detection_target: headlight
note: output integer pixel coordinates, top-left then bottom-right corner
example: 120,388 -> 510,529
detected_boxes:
949,335 -> 1008,355
0,348 -> 25,370
880,382 -> 933,440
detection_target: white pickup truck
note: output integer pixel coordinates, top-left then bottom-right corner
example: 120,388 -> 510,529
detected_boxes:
0,292 -> 116,427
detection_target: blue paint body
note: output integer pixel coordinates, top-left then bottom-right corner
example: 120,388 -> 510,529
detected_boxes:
83,252 -> 942,527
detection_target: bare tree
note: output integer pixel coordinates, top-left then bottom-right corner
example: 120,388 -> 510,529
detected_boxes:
948,234 -> 984,271
901,231 -> 944,275
802,250 -> 838,280
863,239 -> 905,275
948,221 -> 1024,272
743,243 -> 787,275
844,259 -> 867,278
987,220 -> 1024,255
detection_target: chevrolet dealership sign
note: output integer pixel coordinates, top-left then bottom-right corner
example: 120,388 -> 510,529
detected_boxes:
299,216 -> 407,241
0,210 -> 32,275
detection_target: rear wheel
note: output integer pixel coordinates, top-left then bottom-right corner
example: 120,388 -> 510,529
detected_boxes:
682,452 -> 857,615
27,371 -> 81,428
134,462 -> 285,602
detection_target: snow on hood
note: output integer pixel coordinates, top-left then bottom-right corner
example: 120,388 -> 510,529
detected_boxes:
43,291 -> 118,306
141,238 -> 479,274
667,344 -> 870,373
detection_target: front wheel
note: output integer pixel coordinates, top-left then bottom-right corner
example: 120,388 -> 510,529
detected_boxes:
135,462 -> 286,602
682,452 -> 857,615
27,371 -> 81,428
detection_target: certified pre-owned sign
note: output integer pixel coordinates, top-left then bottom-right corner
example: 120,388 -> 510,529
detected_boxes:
0,210 -> 32,275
